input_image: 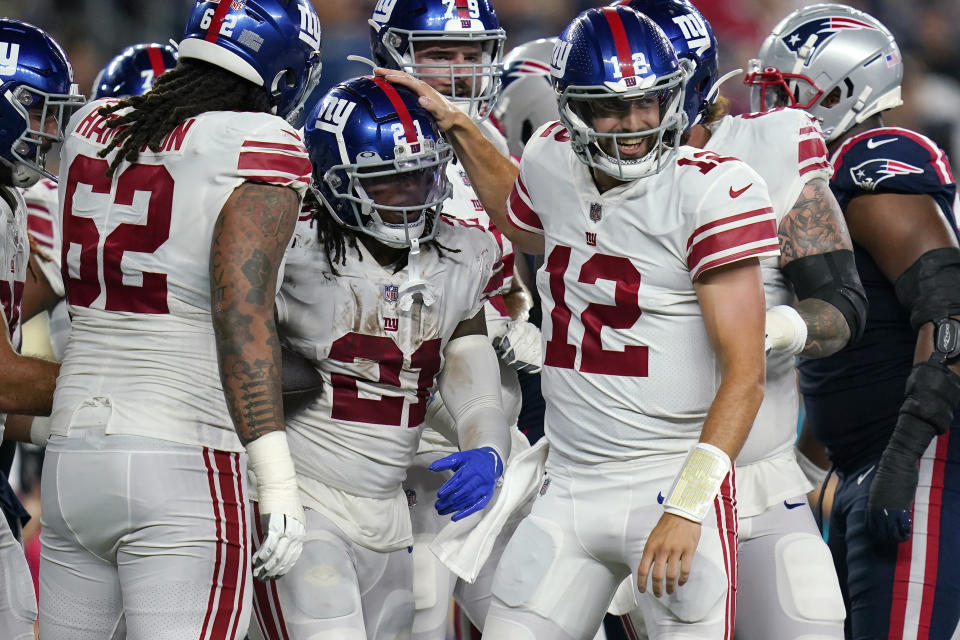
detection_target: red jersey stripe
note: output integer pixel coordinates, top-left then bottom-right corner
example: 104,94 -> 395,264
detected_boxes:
205,0 -> 233,43
799,137 -> 828,164
146,46 -> 166,79
692,242 -> 780,280
799,160 -> 832,177
238,151 -> 313,177
507,183 -> 543,231
688,218 -> 779,272
687,207 -> 774,250
602,7 -> 635,79
372,76 -> 418,144
242,140 -> 308,154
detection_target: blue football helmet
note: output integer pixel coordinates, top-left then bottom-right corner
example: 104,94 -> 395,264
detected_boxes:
92,43 -> 179,100
612,0 -> 718,126
552,6 -> 688,180
0,19 -> 84,187
305,76 -> 453,248
179,0 -> 322,123
369,0 -> 505,122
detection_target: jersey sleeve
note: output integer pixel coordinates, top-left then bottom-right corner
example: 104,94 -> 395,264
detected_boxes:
22,180 -> 65,297
445,220 -> 502,320
683,157 -> 780,281
831,129 -> 955,205
230,119 -> 312,200
506,161 -> 543,235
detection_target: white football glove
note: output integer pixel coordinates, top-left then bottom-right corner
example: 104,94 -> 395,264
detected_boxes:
492,320 -> 543,374
765,305 -> 808,356
246,431 -> 306,580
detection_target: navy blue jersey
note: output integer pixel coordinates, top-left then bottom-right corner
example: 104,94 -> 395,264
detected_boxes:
799,127 -> 960,470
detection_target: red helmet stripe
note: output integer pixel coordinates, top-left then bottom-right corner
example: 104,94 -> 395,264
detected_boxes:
205,0 -> 233,43
455,0 -> 471,20
602,7 -> 635,79
147,46 -> 167,78
371,77 -> 418,144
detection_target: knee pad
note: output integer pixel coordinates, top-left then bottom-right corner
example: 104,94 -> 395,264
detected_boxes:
289,530 -> 361,619
775,533 -> 845,623
657,555 -> 727,623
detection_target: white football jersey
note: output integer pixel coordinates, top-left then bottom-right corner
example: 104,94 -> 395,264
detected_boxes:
52,100 -> 311,451
508,122 -> 779,465
22,178 -> 71,359
443,119 -> 514,337
704,109 -> 832,515
278,218 -> 499,502
0,186 -> 29,439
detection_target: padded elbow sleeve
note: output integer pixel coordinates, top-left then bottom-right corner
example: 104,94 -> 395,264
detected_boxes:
438,334 -> 511,462
781,249 -> 868,343
893,247 -> 960,331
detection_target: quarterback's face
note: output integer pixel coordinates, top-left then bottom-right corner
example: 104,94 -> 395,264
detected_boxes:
359,168 -> 439,224
584,95 -> 661,160
414,41 -> 485,98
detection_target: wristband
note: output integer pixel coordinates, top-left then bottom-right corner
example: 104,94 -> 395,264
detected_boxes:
663,443 -> 731,523
245,431 -> 303,524
765,305 -> 808,355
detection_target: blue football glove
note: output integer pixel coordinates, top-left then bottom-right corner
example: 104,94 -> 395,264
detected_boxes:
430,447 -> 504,522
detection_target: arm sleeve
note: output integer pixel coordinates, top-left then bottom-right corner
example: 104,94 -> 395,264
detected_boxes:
231,121 -> 312,201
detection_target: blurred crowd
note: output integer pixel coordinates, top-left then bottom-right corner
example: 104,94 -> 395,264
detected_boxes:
4,0 -> 959,172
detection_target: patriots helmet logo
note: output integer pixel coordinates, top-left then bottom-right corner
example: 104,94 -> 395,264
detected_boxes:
850,158 -> 923,190
384,284 -> 399,303
781,16 -> 876,59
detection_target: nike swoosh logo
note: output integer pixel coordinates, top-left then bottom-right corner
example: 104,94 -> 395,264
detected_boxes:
857,465 -> 876,485
657,491 -> 665,505
729,183 -> 752,198
783,500 -> 805,510
866,137 -> 897,149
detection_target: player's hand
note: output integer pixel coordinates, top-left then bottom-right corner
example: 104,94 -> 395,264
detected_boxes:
865,452 -> 918,546
430,447 -> 504,521
492,320 -> 542,374
373,67 -> 462,131
253,511 -> 306,580
637,513 -> 701,598
764,305 -> 807,355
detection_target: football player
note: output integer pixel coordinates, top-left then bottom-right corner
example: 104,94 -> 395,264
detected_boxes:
37,2 -> 321,638
746,4 -> 960,638
492,37 -> 561,160
611,1 -> 858,637
249,75 -> 510,640
391,5 -> 778,638
21,42 -> 179,363
0,19 -> 83,639
369,1 -> 540,636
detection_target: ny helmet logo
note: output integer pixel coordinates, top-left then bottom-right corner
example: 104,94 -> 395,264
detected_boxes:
589,202 -> 602,222
0,43 -> 20,77
551,39 -> 572,78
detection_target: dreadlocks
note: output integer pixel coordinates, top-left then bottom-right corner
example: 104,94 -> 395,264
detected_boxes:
97,59 -> 272,176
303,191 -> 460,275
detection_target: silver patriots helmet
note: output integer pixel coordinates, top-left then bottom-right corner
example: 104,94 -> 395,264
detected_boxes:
744,3 -> 902,143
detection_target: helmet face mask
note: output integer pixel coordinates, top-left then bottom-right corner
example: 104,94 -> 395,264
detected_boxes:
743,3 -> 902,142
370,0 -> 505,122
553,6 -> 689,182
306,76 -> 454,249
0,19 -> 84,187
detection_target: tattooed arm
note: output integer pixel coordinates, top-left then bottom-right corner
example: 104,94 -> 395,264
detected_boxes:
210,182 -> 298,445
778,178 -> 863,358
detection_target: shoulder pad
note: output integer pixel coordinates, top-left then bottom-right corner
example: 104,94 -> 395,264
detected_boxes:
831,127 -> 955,195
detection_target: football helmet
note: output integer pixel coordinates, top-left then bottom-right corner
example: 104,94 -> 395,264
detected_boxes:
369,0 -> 505,121
553,6 -> 688,181
305,76 -> 453,249
492,37 -> 560,158
91,43 -> 179,100
0,19 -> 83,187
179,0 -> 322,123
613,0 -> 718,127
743,3 -> 902,142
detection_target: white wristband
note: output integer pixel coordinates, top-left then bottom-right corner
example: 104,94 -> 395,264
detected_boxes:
245,431 -> 304,525
663,443 -> 732,523
765,305 -> 808,355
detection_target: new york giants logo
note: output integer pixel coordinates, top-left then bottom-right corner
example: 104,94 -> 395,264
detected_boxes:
384,284 -> 399,303
551,39 -> 573,78
384,317 -> 399,332
296,0 -> 321,50
0,43 -> 20,77
672,13 -> 712,56
850,158 -> 923,190
585,231 -> 597,246
781,16 -> 875,58
589,202 -> 602,222
372,0 -> 399,22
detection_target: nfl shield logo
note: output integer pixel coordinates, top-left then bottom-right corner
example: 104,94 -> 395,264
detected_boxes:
384,284 -> 399,303
589,202 -> 602,222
